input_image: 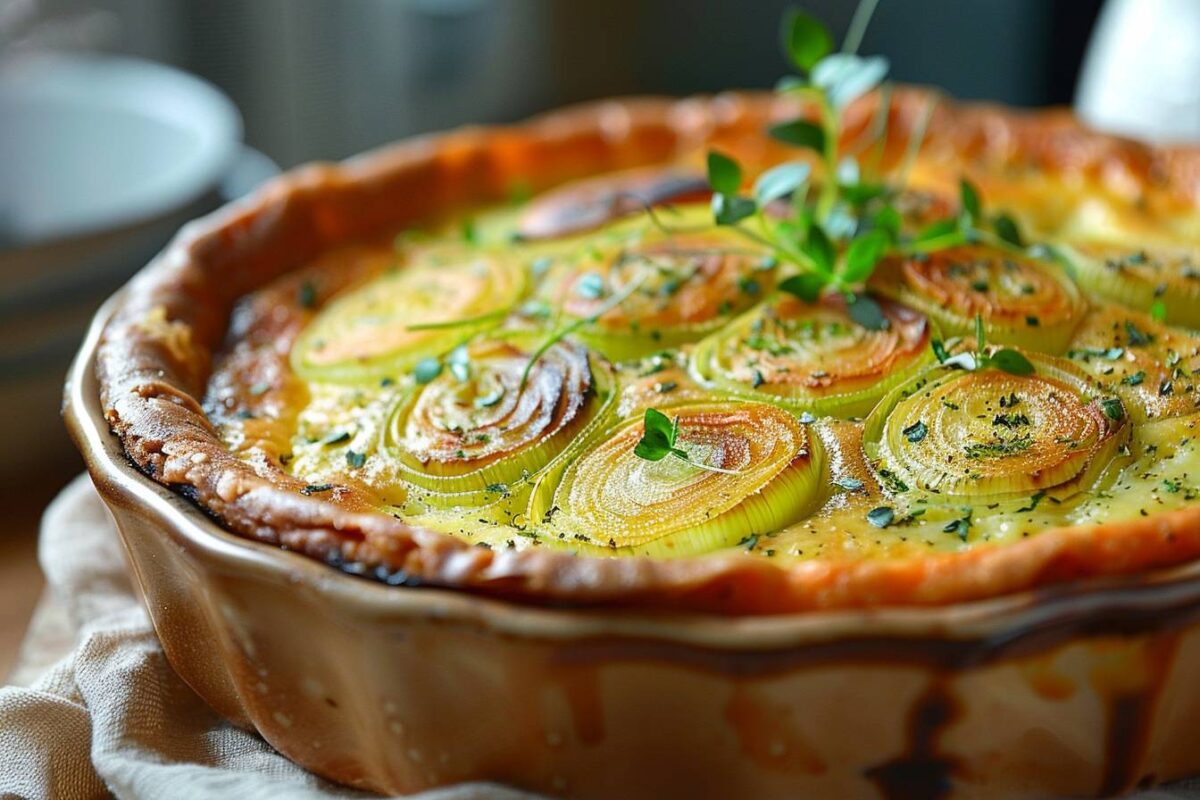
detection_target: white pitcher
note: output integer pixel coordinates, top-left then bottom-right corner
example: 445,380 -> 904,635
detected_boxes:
1077,0 -> 1200,142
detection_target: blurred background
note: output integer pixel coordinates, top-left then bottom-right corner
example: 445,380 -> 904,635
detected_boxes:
4,0 -> 1197,672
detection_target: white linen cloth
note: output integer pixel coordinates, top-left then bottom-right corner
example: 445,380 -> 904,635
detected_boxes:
0,476 -> 1196,799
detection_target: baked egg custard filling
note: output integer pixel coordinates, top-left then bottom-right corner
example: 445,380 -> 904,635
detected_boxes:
211,191 -> 1200,563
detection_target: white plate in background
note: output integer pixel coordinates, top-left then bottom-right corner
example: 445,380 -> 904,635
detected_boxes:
0,51 -> 241,247
0,52 -> 246,478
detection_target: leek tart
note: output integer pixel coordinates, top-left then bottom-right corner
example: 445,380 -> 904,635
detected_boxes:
529,401 -> 823,556
382,338 -> 614,510
92,78 -> 1200,800
690,292 -> 934,418
871,245 -> 1086,353
291,246 -> 526,383
1059,242 -> 1200,329
863,350 -> 1128,504
545,229 -> 777,361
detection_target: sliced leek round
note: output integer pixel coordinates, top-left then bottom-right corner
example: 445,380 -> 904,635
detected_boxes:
1058,241 -> 1200,329
871,244 -> 1086,353
517,167 -> 709,241
531,402 -> 823,556
291,247 -> 526,383
864,351 -> 1128,502
546,229 -> 775,361
382,338 -> 614,508
1066,306 -> 1200,423
690,292 -> 934,418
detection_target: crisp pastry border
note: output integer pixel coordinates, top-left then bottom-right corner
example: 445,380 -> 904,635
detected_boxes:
96,88 -> 1200,614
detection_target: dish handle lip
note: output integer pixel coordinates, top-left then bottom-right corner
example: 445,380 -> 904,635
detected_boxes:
63,290 -> 1200,658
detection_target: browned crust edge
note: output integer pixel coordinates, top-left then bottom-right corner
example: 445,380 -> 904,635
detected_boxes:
95,88 -> 1200,615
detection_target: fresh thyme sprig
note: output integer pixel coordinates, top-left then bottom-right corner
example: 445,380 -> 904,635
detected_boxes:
931,314 -> 1035,376
633,408 -> 740,474
909,177 -> 1025,254
700,2 -> 1030,332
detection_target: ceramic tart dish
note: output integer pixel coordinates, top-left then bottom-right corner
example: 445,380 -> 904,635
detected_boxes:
65,89 -> 1200,799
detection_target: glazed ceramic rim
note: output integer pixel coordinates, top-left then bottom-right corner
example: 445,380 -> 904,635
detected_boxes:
65,292 -> 1200,652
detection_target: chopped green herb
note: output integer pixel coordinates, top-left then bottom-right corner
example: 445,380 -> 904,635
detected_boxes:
877,468 -> 909,493
964,435 -> 1033,459
413,357 -> 442,384
866,506 -> 895,528
298,282 -> 317,309
943,511 -> 972,542
737,276 -> 761,295
575,272 -> 606,299
1121,371 -> 1145,386
1017,490 -> 1046,513
460,218 -> 479,245
902,420 -> 928,443
1124,320 -> 1153,347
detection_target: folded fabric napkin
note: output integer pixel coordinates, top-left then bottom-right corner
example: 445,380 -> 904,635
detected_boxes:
0,477 -> 1196,799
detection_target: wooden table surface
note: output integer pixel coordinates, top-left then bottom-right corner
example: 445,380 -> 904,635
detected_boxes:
0,467 -> 70,679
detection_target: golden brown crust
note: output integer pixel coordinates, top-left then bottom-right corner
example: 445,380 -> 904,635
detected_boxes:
97,89 -> 1200,615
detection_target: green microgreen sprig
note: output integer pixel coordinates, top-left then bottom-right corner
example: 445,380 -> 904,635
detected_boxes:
930,314 -> 1035,376
697,2 -> 1031,334
405,307 -> 512,332
633,408 -> 740,474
